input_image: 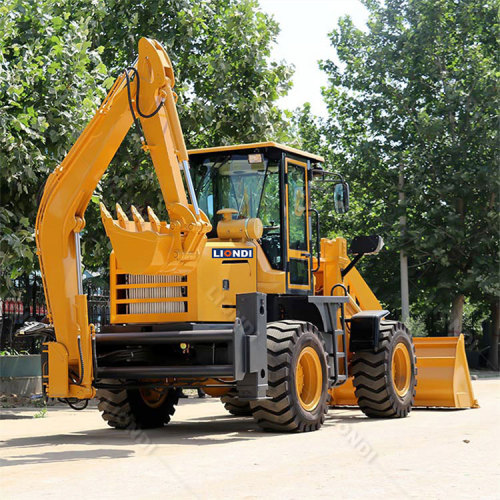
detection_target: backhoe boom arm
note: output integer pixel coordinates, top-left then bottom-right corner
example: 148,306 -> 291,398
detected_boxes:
36,38 -> 210,397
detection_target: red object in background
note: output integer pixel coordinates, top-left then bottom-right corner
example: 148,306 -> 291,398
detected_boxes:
1,298 -> 47,318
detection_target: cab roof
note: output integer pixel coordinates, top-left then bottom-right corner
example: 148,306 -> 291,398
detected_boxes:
188,141 -> 324,163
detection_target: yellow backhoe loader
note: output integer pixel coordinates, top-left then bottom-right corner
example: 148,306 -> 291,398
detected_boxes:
34,38 -> 477,431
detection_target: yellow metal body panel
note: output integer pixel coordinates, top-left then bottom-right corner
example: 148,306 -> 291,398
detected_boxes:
189,141 -> 325,163
44,342 -> 69,397
111,240 -> 258,324
256,245 -> 286,294
314,237 -> 381,314
196,241 -> 257,322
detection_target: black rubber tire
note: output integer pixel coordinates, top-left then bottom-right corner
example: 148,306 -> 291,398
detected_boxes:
351,320 -> 417,418
221,392 -> 253,416
97,381 -> 179,429
250,320 -> 329,432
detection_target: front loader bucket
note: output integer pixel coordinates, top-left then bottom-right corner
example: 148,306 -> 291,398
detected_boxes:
413,334 -> 478,408
329,334 -> 478,409
329,377 -> 357,406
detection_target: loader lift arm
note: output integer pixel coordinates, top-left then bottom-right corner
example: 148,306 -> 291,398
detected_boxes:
35,38 -> 211,398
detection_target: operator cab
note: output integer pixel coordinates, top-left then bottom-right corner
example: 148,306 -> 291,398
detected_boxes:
189,142 -> 324,293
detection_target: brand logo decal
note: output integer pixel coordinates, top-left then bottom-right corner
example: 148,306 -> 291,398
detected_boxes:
212,248 -> 254,259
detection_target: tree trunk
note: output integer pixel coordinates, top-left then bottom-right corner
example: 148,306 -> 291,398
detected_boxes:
487,300 -> 500,371
399,163 -> 410,322
400,251 -> 409,322
448,294 -> 465,336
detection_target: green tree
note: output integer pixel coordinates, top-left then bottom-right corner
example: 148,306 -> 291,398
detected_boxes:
0,0 -> 292,295
83,0 -> 292,148
0,0 -> 107,296
303,0 -> 499,349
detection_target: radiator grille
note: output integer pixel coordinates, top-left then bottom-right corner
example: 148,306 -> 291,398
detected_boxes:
110,254 -> 191,323
126,274 -> 187,314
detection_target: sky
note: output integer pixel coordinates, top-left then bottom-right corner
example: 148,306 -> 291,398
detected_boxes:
258,0 -> 369,117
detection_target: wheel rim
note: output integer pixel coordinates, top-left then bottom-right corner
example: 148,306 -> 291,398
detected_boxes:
139,387 -> 167,408
295,346 -> 323,411
391,343 -> 412,397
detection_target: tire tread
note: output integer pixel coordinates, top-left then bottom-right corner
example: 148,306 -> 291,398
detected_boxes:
352,321 -> 416,419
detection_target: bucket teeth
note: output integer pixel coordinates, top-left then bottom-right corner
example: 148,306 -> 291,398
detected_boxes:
131,205 -> 145,232
115,203 -> 129,229
100,202 -> 111,220
147,206 -> 161,232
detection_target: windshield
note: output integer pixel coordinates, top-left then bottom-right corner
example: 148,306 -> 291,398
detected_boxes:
191,153 -> 280,228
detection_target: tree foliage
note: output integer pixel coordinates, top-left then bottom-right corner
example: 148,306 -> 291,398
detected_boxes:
297,0 -> 499,331
0,0 -> 107,295
0,0 -> 292,294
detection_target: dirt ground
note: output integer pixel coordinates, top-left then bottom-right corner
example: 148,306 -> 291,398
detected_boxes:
1,378 -> 499,500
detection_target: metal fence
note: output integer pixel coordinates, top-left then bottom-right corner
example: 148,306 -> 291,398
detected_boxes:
85,286 -> 110,332
1,276 -> 110,353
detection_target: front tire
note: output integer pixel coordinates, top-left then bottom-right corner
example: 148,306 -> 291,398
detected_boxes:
97,381 -> 179,429
250,320 -> 329,432
351,321 -> 416,418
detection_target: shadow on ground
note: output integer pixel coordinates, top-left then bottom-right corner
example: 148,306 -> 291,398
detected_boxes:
0,448 -> 132,467
0,400 -> 383,467
0,414 -> 34,420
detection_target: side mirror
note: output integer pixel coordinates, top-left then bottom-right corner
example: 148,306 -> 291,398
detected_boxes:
311,169 -> 349,213
334,182 -> 349,214
341,234 -> 384,278
349,235 -> 384,255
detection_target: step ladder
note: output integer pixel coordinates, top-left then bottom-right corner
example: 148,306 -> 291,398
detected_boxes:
308,285 -> 350,387
332,326 -> 348,385
330,283 -> 348,386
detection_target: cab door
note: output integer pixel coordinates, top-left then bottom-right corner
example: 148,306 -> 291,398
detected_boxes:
285,158 -> 311,292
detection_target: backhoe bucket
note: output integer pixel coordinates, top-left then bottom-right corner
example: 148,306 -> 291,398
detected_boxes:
100,202 -> 211,275
329,334 -> 478,409
413,334 -> 478,408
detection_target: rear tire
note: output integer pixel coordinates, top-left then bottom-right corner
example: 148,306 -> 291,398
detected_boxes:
250,320 -> 329,432
97,381 -> 179,429
352,321 -> 416,418
221,392 -> 252,416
